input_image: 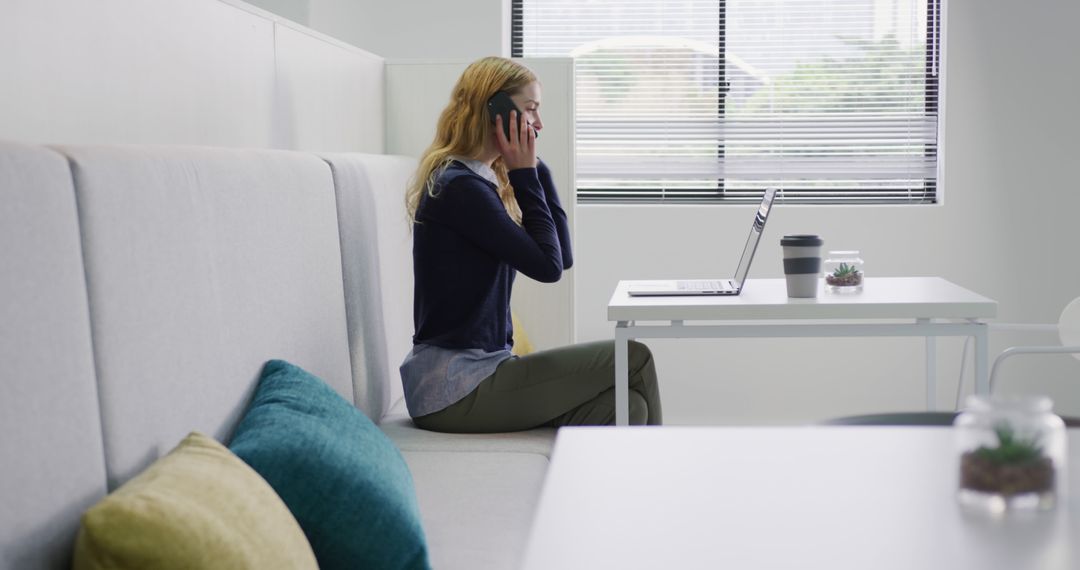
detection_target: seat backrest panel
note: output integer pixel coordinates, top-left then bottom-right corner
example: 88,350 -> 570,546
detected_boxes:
322,153 -> 417,419
0,141 -> 108,570
60,144 -> 353,489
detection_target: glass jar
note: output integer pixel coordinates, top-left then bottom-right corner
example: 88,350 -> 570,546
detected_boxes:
954,395 -> 1067,513
823,250 -> 864,292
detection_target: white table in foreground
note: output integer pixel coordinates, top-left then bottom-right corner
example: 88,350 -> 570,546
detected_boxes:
520,427 -> 1078,570
608,277 -> 998,425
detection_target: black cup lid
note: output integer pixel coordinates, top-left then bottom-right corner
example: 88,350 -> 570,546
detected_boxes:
780,234 -> 823,246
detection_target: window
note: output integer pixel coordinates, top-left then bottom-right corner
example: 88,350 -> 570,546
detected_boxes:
512,0 -> 941,204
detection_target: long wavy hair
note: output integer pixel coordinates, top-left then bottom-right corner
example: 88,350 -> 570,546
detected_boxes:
406,57 -> 538,226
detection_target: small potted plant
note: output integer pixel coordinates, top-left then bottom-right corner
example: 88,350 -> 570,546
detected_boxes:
959,423 -> 1055,500
824,262 -> 863,289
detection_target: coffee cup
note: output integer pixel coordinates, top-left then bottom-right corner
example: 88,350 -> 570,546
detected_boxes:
781,235 -> 823,298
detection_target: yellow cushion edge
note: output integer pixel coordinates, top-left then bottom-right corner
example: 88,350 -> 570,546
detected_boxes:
73,432 -> 318,570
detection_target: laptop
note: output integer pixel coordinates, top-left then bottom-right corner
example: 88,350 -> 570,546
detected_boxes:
626,187 -> 778,296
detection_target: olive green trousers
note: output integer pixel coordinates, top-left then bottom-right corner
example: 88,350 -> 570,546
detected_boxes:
412,340 -> 662,433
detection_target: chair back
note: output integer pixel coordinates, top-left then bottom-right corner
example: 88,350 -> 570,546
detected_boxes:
1059,296 -> 1080,354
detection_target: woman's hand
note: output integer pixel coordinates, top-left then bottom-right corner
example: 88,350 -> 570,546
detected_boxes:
494,110 -> 537,170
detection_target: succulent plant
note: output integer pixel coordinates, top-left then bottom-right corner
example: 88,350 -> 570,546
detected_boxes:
825,262 -> 863,287
975,423 -> 1044,465
960,421 -> 1054,497
831,263 -> 860,278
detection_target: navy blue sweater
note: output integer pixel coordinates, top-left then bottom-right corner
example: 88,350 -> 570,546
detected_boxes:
412,159 -> 572,352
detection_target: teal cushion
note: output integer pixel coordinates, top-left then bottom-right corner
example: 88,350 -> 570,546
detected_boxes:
229,360 -> 430,570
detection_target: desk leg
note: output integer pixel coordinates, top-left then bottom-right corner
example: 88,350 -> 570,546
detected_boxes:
920,318 -> 937,411
614,322 -> 630,426
973,322 -> 990,396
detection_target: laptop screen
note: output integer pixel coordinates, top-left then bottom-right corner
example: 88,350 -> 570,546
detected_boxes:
732,187 -> 778,288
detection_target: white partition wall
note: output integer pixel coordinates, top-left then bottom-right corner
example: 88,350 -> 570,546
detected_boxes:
272,24 -> 384,151
0,0 -> 383,154
386,58 -> 576,351
0,0 -> 273,148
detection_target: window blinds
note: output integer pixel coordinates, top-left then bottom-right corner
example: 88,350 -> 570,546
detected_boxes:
512,0 -> 940,204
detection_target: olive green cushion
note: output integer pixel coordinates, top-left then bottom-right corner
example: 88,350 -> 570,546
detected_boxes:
73,432 -> 318,570
229,359 -> 430,570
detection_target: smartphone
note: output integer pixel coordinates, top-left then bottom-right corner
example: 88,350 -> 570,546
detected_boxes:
487,91 -> 538,140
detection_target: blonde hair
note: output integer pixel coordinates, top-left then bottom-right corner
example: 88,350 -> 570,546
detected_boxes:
406,57 -> 538,225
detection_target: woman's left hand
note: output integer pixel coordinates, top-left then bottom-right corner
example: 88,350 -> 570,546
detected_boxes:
494,110 -> 537,170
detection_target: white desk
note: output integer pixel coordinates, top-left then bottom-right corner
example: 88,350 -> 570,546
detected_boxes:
608,277 -> 998,425
521,427 -> 1078,570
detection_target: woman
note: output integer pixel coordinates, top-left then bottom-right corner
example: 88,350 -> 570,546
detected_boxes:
401,56 -> 661,432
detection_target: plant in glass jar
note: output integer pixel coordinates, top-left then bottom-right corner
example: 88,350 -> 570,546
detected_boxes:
955,395 -> 1065,512
959,422 -> 1054,500
825,262 -> 863,288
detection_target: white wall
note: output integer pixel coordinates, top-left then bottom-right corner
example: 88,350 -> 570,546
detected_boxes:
244,0 -> 310,25
308,0 -> 508,60
249,0 -> 511,60
272,23 -> 384,151
960,0 -> 1080,412
0,0 -> 384,153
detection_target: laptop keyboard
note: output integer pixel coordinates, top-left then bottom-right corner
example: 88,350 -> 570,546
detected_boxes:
677,280 -> 731,291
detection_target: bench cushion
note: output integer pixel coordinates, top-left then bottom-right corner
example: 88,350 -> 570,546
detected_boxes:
0,141 -> 108,569
403,451 -> 549,570
382,411 -> 556,458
